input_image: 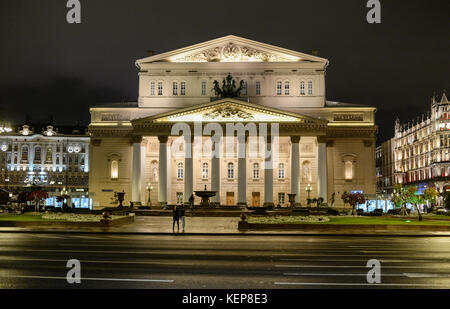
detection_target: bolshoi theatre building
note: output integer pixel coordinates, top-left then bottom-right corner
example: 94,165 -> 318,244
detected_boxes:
88,36 -> 377,209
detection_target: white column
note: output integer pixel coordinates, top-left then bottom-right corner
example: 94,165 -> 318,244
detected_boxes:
237,135 -> 247,206
317,136 -> 328,202
84,144 -> 89,172
184,136 -> 193,205
158,136 -> 168,206
131,136 -> 142,204
211,138 -> 221,205
290,136 -> 301,204
263,137 -> 274,207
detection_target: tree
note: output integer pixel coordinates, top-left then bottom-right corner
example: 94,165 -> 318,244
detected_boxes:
391,184 -> 408,216
29,190 -> 49,212
341,191 -> 366,215
445,192 -> 450,210
403,186 -> 425,222
423,187 -> 438,210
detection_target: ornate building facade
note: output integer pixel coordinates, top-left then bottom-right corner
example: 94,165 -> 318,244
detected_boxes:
88,36 -> 377,209
387,93 -> 450,196
0,123 -> 91,208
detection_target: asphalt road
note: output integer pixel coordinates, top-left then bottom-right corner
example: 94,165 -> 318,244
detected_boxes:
0,233 -> 450,289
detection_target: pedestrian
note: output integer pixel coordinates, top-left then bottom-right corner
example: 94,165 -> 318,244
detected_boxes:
189,194 -> 194,211
180,204 -> 186,233
172,205 -> 180,233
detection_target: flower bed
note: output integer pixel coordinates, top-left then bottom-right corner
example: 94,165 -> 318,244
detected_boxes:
248,215 -> 329,224
41,213 -> 125,222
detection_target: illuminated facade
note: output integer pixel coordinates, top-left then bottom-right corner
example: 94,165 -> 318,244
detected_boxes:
88,35 -> 377,209
0,124 -> 91,208
391,93 -> 450,194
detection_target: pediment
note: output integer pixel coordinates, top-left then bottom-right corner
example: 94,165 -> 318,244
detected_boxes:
136,35 -> 328,65
133,99 -> 327,125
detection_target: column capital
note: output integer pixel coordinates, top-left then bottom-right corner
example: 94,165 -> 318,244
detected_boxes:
158,135 -> 169,143
130,135 -> 142,144
317,136 -> 327,144
290,136 -> 301,144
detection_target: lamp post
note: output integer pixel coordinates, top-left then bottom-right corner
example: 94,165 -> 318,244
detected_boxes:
305,183 -> 312,200
146,182 -> 153,208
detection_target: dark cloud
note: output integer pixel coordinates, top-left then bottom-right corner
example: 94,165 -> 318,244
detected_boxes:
0,0 -> 449,144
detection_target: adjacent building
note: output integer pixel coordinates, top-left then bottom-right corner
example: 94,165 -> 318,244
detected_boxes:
377,93 -> 450,200
0,122 -> 91,208
88,35 -> 378,209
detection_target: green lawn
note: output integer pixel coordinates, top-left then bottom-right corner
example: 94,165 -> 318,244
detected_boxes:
0,214 -> 65,222
248,216 -> 450,226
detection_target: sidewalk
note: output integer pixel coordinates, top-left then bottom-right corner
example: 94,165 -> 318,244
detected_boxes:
1,216 -> 450,236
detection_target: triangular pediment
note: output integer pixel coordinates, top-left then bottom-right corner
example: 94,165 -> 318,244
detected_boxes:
136,35 -> 328,65
133,99 -> 327,124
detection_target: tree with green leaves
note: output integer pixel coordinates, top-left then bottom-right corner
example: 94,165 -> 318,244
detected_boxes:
403,186 -> 425,221
391,184 -> 408,216
423,187 -> 438,211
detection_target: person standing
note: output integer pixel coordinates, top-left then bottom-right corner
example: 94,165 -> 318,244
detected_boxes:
180,205 -> 186,233
172,205 -> 180,233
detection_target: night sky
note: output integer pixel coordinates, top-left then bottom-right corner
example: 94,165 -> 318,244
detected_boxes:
0,0 -> 449,144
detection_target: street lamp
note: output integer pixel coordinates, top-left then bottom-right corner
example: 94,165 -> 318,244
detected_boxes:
146,182 -> 153,207
305,183 -> 312,200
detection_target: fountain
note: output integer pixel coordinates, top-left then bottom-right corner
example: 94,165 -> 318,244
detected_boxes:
194,185 -> 217,207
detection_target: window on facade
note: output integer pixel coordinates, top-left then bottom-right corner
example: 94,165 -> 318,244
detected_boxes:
21,146 -> 28,162
345,161 -> 353,181
302,161 -> 312,182
241,80 -> 247,96
202,163 -> 209,179
308,80 -> 313,95
111,160 -> 119,179
202,81 -> 207,96
176,192 -> 183,204
56,154 -> 60,165
150,81 -> 155,96
158,82 -> 163,96
253,163 -> 259,179
177,163 -> 184,179
255,81 -> 261,95
34,147 -> 41,163
278,193 -> 285,205
300,81 -> 305,95
228,163 -> 234,179
172,82 -> 178,95
276,81 -> 282,95
284,81 -> 290,95
46,147 -> 52,163
181,82 -> 186,95
278,163 -> 285,179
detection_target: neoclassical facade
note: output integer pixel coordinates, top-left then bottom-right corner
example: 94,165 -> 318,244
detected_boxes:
88,36 -> 377,209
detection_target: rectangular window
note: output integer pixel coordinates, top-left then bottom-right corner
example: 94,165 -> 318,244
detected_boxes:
176,192 -> 183,204
150,82 -> 155,96
255,81 -> 261,95
158,82 -> 163,96
300,81 -> 305,95
308,80 -> 313,95
202,163 -> 209,179
181,82 -> 186,95
276,81 -> 282,95
278,163 -> 285,179
284,81 -> 290,95
172,82 -> 178,95
242,80 -> 247,96
202,81 -> 207,96
278,193 -> 285,205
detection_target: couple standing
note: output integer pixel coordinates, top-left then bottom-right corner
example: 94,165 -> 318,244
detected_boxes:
172,194 -> 194,233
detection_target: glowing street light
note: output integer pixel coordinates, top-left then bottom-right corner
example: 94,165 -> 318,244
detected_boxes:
146,182 -> 153,207
305,183 -> 312,200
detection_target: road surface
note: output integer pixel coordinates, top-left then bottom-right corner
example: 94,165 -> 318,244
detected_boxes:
0,233 -> 450,289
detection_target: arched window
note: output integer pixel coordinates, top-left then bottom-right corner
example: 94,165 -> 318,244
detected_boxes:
278,163 -> 285,179
202,163 -> 209,179
201,81 -> 207,96
255,81 -> 261,95
302,161 -> 312,182
181,81 -> 186,95
228,162 -> 234,179
308,80 -> 313,95
34,147 -> 41,163
46,147 -> 52,163
150,81 -> 156,96
158,81 -> 163,96
111,160 -> 119,179
21,146 -> 28,162
177,163 -> 184,179
300,81 -> 305,95
253,163 -> 259,179
284,81 -> 290,95
172,81 -> 178,95
276,81 -> 282,95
